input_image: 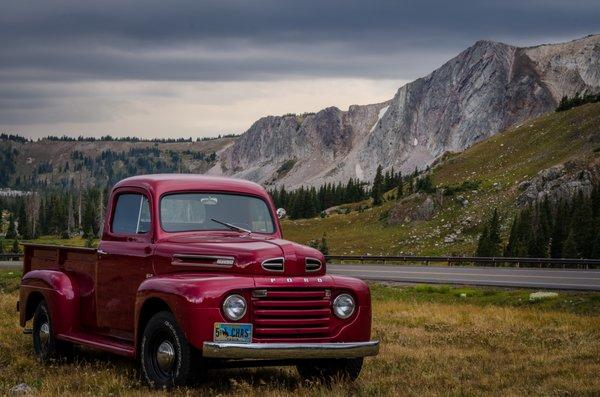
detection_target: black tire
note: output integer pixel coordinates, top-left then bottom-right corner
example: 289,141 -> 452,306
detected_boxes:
32,300 -> 72,362
297,358 -> 364,383
140,311 -> 195,389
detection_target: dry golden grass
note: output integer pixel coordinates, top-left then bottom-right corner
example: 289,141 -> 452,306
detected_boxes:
0,275 -> 598,396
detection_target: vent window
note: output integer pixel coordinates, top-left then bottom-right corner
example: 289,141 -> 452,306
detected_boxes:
261,258 -> 284,272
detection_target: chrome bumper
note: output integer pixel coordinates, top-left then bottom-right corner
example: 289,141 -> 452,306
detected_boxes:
202,340 -> 379,360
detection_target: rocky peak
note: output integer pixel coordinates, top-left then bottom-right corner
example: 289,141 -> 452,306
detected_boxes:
211,35 -> 600,189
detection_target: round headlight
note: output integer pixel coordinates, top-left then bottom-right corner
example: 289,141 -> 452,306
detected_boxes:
222,294 -> 247,321
333,293 -> 355,319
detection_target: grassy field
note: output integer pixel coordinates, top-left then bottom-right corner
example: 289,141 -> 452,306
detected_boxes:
0,269 -> 598,396
282,103 -> 600,256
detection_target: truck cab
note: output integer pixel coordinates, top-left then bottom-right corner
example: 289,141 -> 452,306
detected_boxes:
19,175 -> 378,388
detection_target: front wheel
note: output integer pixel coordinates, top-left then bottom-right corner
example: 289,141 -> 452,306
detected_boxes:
297,357 -> 364,383
32,300 -> 72,362
140,311 -> 196,389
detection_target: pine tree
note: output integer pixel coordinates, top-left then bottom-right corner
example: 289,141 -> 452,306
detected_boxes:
5,213 -> 16,239
570,191 -> 594,258
476,225 -> 490,257
514,207 -> 532,257
487,209 -> 501,256
319,235 -> 330,255
415,174 -> 435,193
563,230 -> 579,258
12,239 -> 19,253
504,216 -> 518,257
591,230 -> 600,259
17,201 -> 30,239
550,200 -> 567,258
396,171 -> 403,200
371,165 -> 383,206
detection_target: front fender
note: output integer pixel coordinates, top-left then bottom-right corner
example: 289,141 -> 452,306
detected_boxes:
20,270 -> 79,335
136,274 -> 255,351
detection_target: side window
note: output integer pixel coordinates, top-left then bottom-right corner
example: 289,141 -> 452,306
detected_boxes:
112,193 -> 151,234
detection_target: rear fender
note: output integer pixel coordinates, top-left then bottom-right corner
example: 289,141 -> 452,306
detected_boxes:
20,270 -> 79,335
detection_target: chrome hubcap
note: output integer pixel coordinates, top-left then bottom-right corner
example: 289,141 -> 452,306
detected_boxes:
39,322 -> 50,348
156,340 -> 175,373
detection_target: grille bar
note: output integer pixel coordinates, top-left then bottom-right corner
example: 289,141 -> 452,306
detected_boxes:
253,299 -> 329,308
254,327 -> 330,336
254,317 -> 329,326
254,308 -> 331,317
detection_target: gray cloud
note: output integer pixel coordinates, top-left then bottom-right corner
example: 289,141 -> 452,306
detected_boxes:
1,0 -> 599,136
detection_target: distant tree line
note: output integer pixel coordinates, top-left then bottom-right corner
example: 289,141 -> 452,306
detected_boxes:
271,166 -> 407,220
556,92 -> 600,112
476,183 -> 600,259
0,133 -> 239,143
0,142 -> 218,189
1,186 -> 107,241
271,178 -> 369,219
0,134 -> 29,143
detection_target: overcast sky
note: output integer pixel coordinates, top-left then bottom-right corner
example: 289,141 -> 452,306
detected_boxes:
1,1 -> 599,139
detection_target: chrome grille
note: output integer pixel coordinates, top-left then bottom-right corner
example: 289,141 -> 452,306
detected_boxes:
252,289 -> 332,339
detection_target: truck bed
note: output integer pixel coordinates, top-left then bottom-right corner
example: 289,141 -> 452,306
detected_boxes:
22,243 -> 97,274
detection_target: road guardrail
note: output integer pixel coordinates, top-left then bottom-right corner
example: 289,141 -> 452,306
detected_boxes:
3,252 -> 599,269
0,253 -> 23,261
326,255 -> 600,269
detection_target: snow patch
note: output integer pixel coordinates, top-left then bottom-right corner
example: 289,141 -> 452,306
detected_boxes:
369,105 -> 389,133
355,163 -> 365,180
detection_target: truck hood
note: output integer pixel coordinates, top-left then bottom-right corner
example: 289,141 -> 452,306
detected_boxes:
154,233 -> 326,276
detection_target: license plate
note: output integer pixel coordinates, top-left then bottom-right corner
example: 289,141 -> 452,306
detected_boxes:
213,323 -> 253,343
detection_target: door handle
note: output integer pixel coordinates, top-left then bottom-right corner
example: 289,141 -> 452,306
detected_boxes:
97,249 -> 109,256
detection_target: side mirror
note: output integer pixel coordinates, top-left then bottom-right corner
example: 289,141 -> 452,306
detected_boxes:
276,208 -> 287,219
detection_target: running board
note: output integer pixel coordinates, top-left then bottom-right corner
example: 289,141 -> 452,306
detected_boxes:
57,332 -> 135,357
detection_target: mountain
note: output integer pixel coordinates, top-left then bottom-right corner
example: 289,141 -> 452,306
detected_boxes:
282,102 -> 600,255
210,35 -> 600,188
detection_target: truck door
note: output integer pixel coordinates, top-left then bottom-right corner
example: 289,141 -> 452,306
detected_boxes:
96,190 -> 154,338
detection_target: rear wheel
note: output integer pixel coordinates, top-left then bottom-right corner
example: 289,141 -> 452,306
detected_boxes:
297,358 -> 363,383
32,300 -> 72,362
141,311 -> 196,389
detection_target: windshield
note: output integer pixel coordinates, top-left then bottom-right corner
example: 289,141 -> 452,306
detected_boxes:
160,193 -> 275,233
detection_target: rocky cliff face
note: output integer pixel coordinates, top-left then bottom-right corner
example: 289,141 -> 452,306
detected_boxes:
211,35 -> 600,188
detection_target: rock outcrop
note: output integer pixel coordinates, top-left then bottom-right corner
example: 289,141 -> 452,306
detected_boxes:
516,159 -> 600,206
211,35 -> 600,188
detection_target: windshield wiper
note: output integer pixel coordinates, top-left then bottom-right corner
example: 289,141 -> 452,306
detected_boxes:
210,218 -> 251,234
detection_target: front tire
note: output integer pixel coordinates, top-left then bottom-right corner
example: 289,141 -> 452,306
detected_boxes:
141,311 -> 195,389
297,358 -> 363,383
32,300 -> 72,362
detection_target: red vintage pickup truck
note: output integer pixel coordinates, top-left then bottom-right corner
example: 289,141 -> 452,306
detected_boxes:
18,175 -> 378,388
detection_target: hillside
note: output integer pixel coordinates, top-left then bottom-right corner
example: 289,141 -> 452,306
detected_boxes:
212,34 -> 600,189
281,103 -> 600,255
0,137 -> 234,189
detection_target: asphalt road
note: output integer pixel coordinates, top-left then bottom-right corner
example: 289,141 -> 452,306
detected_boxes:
328,264 -> 600,291
3,261 -> 599,290
0,261 -> 20,269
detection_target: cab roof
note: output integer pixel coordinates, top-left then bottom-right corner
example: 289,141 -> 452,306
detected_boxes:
114,174 -> 269,198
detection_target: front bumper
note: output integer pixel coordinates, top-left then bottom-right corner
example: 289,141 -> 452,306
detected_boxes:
202,340 -> 379,360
